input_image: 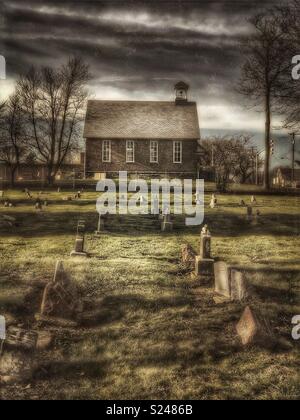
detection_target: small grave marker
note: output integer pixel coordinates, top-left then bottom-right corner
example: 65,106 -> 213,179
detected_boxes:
195,225 -> 214,282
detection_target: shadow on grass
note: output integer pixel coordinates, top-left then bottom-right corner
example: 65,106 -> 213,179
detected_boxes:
35,359 -> 110,380
0,211 -> 299,238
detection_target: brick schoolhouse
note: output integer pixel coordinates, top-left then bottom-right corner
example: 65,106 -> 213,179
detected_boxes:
83,82 -> 201,179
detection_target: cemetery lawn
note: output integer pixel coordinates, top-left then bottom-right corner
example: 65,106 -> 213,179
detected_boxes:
0,190 -> 299,400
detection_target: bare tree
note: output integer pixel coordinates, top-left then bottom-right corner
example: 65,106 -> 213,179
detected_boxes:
239,12 -> 288,190
0,93 -> 27,187
18,57 -> 90,185
276,0 -> 300,131
200,135 -> 260,191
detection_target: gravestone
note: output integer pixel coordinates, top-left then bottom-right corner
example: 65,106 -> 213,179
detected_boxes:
40,261 -> 82,319
181,244 -> 196,269
214,263 -> 250,301
251,195 -> 257,204
195,225 -> 214,282
230,269 -> 249,301
161,214 -> 173,232
0,191 -> 4,198
35,201 -> 42,211
200,227 -> 211,259
236,306 -> 274,346
214,261 -> 231,298
70,235 -> 88,257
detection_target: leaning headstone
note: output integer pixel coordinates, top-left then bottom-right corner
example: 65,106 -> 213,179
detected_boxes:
161,214 -> 173,232
195,225 -> 214,281
40,261 -> 82,319
214,261 -> 231,298
236,306 -> 274,346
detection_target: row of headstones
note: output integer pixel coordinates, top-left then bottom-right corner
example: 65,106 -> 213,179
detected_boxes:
0,188 -> 84,210
208,194 -> 259,208
182,226 -> 276,346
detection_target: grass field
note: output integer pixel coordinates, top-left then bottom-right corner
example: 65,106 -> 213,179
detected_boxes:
0,189 -> 299,400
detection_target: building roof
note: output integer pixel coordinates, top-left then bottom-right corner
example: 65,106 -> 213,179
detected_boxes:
83,100 -> 200,140
277,167 -> 300,181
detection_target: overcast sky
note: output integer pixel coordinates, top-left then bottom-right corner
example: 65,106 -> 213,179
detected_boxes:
0,0 -> 295,152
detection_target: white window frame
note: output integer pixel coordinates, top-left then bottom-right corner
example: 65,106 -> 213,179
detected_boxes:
150,141 -> 159,163
126,140 -> 135,163
102,140 -> 111,163
173,141 -> 182,164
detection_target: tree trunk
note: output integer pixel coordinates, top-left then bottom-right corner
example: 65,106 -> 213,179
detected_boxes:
47,166 -> 55,186
264,92 -> 271,191
10,166 -> 17,188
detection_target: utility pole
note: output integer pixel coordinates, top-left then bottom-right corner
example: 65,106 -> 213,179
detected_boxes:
291,133 -> 296,184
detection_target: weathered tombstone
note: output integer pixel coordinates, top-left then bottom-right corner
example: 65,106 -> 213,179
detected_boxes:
57,187 -> 61,193
236,306 -> 274,346
161,213 -> 173,232
195,225 -> 214,281
181,244 -> 196,269
251,195 -> 257,205
70,235 -> 88,257
214,261 -> 231,298
230,269 -> 249,301
40,261 -> 82,319
0,190 -> 4,198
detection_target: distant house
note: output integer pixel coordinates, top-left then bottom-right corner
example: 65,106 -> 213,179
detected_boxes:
83,82 -> 201,179
273,167 -> 300,188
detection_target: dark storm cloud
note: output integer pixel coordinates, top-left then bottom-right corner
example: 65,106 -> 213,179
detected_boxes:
0,0 -> 286,130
